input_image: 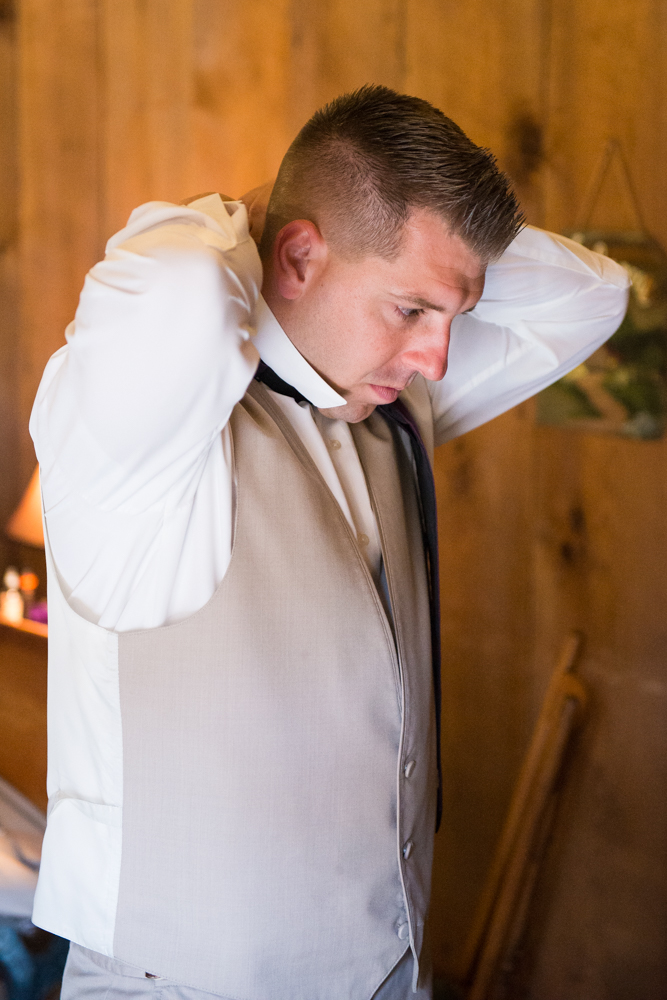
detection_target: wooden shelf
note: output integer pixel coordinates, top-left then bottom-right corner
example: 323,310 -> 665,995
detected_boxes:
0,614 -> 47,639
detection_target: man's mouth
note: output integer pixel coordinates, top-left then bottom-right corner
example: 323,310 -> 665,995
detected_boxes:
367,384 -> 403,403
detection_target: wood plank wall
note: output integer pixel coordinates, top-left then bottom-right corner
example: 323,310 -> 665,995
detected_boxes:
1,0 -> 665,995
0,2 -> 19,578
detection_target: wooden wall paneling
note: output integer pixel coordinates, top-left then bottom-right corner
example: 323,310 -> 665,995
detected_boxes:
318,0 -> 406,95
0,626 -> 47,810
280,0 -> 409,179
288,0 -> 407,116
542,0 -> 667,236
0,245 -> 19,580
190,0 -> 293,200
268,0 -> 408,155
189,0 -> 410,213
522,680 -> 667,999
0,5 -> 20,577
99,0 -> 195,239
17,0 -> 101,488
405,0 -> 547,218
0,3 -> 17,253
521,427 -> 667,999
516,0 -> 667,994
431,407 -> 538,971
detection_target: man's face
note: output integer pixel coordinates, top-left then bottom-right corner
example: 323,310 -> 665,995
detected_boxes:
276,209 -> 486,423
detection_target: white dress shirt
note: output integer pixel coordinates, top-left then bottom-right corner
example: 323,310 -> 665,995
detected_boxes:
30,194 -> 629,633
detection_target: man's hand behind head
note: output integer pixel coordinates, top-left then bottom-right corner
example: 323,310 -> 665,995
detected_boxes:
179,187 -> 274,247
179,192 -> 235,206
241,181 -> 275,245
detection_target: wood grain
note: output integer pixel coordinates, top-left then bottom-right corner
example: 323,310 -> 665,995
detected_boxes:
0,10 -> 17,254
99,0 -> 194,237
543,0 -> 667,234
431,406 -> 538,967
17,0 -> 101,487
0,12 -> 21,580
190,0 -> 293,198
0,623 -> 47,810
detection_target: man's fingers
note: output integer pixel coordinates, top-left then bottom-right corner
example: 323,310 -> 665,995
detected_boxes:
240,180 -> 275,245
179,192 -> 234,206
178,184 -> 274,246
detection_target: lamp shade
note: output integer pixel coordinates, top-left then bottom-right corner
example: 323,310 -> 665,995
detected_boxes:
6,466 -> 44,548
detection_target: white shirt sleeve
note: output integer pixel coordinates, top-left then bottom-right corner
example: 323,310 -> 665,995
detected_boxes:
429,226 -> 631,446
30,198 -> 262,629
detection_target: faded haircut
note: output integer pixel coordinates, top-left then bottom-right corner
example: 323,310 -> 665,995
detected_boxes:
259,85 -> 524,264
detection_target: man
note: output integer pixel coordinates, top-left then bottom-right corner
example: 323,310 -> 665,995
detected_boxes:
30,86 -> 628,1000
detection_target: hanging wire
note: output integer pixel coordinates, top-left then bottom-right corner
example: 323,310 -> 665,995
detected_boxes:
575,138 -> 646,233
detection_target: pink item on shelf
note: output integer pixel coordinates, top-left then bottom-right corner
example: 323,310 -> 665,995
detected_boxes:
27,601 -> 48,625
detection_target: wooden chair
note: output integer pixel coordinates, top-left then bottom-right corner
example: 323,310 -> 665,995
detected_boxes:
454,633 -> 587,1000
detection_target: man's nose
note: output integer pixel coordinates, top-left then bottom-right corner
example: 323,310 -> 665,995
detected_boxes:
400,322 -> 451,382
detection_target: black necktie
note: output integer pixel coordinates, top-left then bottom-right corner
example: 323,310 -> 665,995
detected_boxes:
254,362 -> 443,832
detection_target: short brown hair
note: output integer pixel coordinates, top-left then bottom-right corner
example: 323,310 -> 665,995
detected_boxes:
260,85 -> 524,263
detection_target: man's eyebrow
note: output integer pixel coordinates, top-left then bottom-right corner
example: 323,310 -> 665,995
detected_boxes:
401,295 -> 477,314
401,295 -> 445,312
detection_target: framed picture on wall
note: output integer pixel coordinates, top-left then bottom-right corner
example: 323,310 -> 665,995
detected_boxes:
537,231 -> 667,439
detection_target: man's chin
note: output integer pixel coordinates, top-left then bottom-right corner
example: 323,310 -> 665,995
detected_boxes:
317,400 -> 377,423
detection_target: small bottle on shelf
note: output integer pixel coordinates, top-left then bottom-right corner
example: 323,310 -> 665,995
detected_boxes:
0,567 -> 24,623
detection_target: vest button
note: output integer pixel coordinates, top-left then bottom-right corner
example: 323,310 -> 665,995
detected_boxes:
330,439 -> 342,450
397,921 -> 409,940
358,533 -> 369,546
404,759 -> 416,778
402,840 -> 414,860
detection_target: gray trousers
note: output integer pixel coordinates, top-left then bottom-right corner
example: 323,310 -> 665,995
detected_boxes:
61,943 -> 432,1000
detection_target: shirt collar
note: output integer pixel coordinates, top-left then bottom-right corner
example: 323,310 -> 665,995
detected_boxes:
254,296 -> 347,408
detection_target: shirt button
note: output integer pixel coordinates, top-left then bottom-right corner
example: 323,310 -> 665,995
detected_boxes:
404,760 -> 416,778
397,921 -> 409,940
330,439 -> 341,450
358,533 -> 369,546
402,841 -> 414,860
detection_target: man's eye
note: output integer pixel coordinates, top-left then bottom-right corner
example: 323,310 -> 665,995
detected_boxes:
397,306 -> 425,320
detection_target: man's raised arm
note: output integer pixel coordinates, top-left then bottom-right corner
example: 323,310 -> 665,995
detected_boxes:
32,197 -> 261,491
29,196 -> 261,627
429,226 -> 630,445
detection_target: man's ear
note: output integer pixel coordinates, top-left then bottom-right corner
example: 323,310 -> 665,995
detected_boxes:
272,220 -> 327,300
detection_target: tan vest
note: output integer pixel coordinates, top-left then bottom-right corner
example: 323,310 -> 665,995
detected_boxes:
112,383 -> 437,999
